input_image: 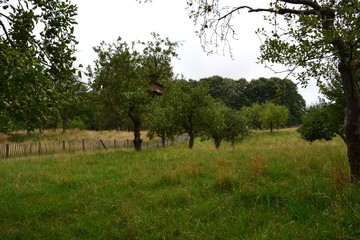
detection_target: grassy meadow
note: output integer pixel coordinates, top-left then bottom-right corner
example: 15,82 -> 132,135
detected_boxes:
0,129 -> 359,239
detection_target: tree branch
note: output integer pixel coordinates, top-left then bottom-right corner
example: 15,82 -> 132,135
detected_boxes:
0,12 -> 12,21
0,20 -> 11,41
218,5 -> 318,21
280,0 -> 321,10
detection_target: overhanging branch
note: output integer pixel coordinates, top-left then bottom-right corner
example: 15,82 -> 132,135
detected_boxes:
281,0 -> 321,10
218,5 -> 318,21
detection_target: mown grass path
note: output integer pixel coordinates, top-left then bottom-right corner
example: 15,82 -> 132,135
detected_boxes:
0,129 -> 359,239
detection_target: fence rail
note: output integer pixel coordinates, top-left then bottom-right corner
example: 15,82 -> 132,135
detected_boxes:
0,135 -> 189,159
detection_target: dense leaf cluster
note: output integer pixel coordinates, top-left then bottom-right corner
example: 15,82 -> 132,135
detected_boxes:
0,0 -> 81,133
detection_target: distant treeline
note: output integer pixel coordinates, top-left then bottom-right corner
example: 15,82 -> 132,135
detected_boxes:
197,76 -> 306,126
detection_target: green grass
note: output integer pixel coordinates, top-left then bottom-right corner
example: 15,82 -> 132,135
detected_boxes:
0,129 -> 359,239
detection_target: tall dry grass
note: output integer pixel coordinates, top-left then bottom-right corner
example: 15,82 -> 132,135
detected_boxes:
1,129 -> 149,144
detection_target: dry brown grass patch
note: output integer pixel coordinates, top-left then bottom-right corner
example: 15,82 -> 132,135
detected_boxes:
331,167 -> 349,187
214,170 -> 235,192
2,129 -> 149,143
180,160 -> 201,176
249,154 -> 266,177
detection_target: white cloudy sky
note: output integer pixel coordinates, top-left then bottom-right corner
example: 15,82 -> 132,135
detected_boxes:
72,0 -> 320,105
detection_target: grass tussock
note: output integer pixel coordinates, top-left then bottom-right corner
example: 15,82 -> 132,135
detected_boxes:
0,129 -> 359,239
249,153 -> 266,177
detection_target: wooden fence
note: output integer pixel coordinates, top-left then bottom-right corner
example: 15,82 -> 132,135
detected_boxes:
0,135 -> 189,159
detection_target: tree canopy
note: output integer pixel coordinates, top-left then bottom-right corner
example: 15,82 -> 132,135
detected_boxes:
89,34 -> 179,151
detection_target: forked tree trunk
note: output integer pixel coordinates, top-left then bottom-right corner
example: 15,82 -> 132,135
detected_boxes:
339,62 -> 360,183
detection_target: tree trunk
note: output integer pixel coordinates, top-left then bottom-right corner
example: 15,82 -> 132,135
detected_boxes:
214,138 -> 221,150
339,62 -> 360,183
161,137 -> 166,148
188,132 -> 194,149
132,119 -> 142,152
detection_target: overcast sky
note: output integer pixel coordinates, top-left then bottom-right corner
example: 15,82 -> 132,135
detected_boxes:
72,0 -> 320,105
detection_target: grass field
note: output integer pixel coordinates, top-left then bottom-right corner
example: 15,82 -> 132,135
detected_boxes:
0,129 -> 359,239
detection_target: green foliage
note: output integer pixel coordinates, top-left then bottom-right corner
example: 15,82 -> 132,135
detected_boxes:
223,107 -> 251,147
199,75 -> 248,109
199,100 -> 227,149
298,103 -> 345,142
89,34 -> 179,150
245,77 -> 305,125
260,102 -> 289,133
0,0 -> 80,132
146,90 -> 180,146
241,103 -> 264,130
199,76 -> 305,125
167,80 -> 214,149
200,100 -> 251,149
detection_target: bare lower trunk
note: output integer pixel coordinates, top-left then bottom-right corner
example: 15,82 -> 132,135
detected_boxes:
339,62 -> 360,183
188,132 -> 194,149
133,126 -> 142,151
131,116 -> 142,152
161,137 -> 166,148
344,99 -> 360,183
214,138 -> 221,150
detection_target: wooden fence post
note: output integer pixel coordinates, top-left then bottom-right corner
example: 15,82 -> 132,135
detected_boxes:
62,140 -> 66,151
6,144 -> 9,159
82,139 -> 85,151
99,140 -> 108,151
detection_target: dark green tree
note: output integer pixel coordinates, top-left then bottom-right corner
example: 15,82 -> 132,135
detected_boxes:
170,80 -> 213,149
241,103 -> 263,130
298,73 -> 348,143
199,100 -> 227,149
146,82 -> 182,147
298,102 -> 345,142
245,77 -> 305,125
223,108 -> 251,148
199,75 -> 248,109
